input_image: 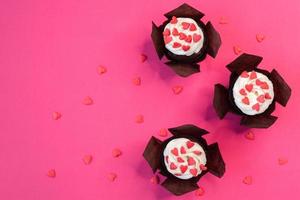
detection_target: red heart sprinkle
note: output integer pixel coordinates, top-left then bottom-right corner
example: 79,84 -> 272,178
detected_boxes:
180,165 -> 188,173
82,96 -> 93,105
179,32 -> 187,40
250,71 -> 257,79
189,23 -> 197,31
243,176 -> 253,185
241,71 -> 249,78
200,164 -> 207,171
233,46 -> 242,55
97,65 -> 107,75
171,148 -> 179,156
180,146 -> 186,154
239,89 -> 247,96
132,76 -> 141,86
245,84 -> 253,92
170,16 -> 177,24
177,157 -> 185,163
112,148 -> 122,158
195,186 -> 205,196
252,103 -> 260,111
150,175 -> 160,184
165,156 -> 169,164
47,169 -> 56,178
278,157 -> 288,165
257,95 -> 265,103
182,22 -> 190,30
52,112 -> 62,120
256,79 -> 263,85
170,162 -> 177,170
245,131 -> 255,140
188,157 -> 196,165
182,45 -> 190,51
185,35 -> 192,43
193,151 -> 202,155
83,155 -> 93,164
107,172 -> 117,182
172,42 -> 181,48
140,54 -> 147,63
260,82 -> 269,89
186,141 -> 195,149
158,128 -> 168,137
242,97 -> 250,105
189,168 -> 198,177
163,28 -> 170,36
193,34 -> 201,42
172,85 -> 183,95
164,36 -> 172,44
172,28 -> 179,36
256,34 -> 265,43
265,93 -> 272,99
135,114 -> 144,123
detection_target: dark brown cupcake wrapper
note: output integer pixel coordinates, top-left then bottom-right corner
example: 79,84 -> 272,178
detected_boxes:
143,124 -> 226,196
151,3 -> 221,77
213,53 -> 291,128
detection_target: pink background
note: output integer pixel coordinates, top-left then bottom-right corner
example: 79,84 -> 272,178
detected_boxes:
1,0 -> 300,199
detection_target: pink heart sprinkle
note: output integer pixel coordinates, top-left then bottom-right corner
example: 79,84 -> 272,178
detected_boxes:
252,103 -> 260,111
112,148 -> 122,158
170,16 -> 177,24
243,176 -> 253,185
83,155 -> 93,164
170,162 -> 177,170
193,34 -> 201,43
257,95 -> 265,103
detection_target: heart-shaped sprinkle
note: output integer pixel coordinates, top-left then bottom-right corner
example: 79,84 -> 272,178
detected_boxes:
182,45 -> 190,51
239,89 -> 247,96
199,164 -> 207,171
112,148 -> 122,158
83,155 -> 93,164
188,157 -> 196,165
256,79 -> 263,85
278,157 -> 288,165
97,65 -> 107,75
240,71 -> 249,78
180,165 -> 188,173
195,187 -> 205,196
185,35 -> 192,43
135,114 -> 144,123
165,156 -> 169,164
172,42 -> 182,48
140,54 -> 147,63
150,175 -> 160,184
107,172 -> 117,182
170,16 -> 177,24
243,176 -> 253,185
189,23 -> 197,31
250,71 -> 257,80
171,148 -> 179,156
158,128 -> 168,137
82,96 -> 93,105
233,46 -> 242,55
256,34 -> 265,43
260,82 -> 269,89
186,141 -> 195,149
172,28 -> 179,36
193,151 -> 202,155
180,146 -> 186,154
189,168 -> 198,177
52,112 -> 62,120
193,34 -> 201,43
245,131 -> 255,140
174,173 -> 182,176
245,84 -> 253,92
47,169 -> 56,178
182,22 -> 190,30
172,85 -> 183,95
170,162 -> 177,170
163,28 -> 170,36
164,36 -> 172,44
252,103 -> 260,111
265,93 -> 272,99
177,157 -> 185,163
242,97 -> 250,105
132,76 -> 141,86
179,32 -> 187,40
257,95 -> 265,103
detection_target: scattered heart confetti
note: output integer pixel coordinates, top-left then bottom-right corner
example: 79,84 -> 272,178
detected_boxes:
180,165 -> 188,173
265,93 -> 272,99
195,186 -> 205,196
97,65 -> 107,75
257,95 -> 265,103
82,96 -> 93,105
158,128 -> 168,137
256,34 -> 265,43
172,85 -> 183,95
219,17 -> 228,24
250,71 -> 257,80
165,156 -> 169,164
164,36 -> 172,44
245,84 -> 253,92
173,42 -> 182,48
179,32 -> 187,40
150,175 -> 160,184
112,148 -> 122,158
135,115 -> 144,124
200,164 -> 207,171
242,97 -> 250,105
245,131 -> 255,140
241,71 -> 249,78
185,35 -> 192,43
189,23 -> 197,31
107,172 -> 117,182
171,148 -> 179,156
132,77 -> 141,86
278,157 -> 288,165
47,169 -> 56,178
233,46 -> 242,55
193,151 -> 202,155
140,54 -> 147,63
163,28 -> 170,36
193,34 -> 201,43
239,88 -> 247,96
172,28 -> 179,36
260,82 -> 269,89
170,162 -> 177,170
186,141 -> 195,149
52,112 -> 62,120
82,155 -> 93,165
182,45 -> 190,51
188,157 -> 196,166
243,176 -> 253,185
189,168 -> 198,176
182,22 -> 190,30
256,79 -> 263,86
177,157 -> 185,163
252,103 -> 260,111
170,16 -> 178,24
180,146 -> 186,154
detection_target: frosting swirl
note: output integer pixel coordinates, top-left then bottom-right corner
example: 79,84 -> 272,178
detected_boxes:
163,17 -> 204,56
233,70 -> 274,115
163,138 -> 207,180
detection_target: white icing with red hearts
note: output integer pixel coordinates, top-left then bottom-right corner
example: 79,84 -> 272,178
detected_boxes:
233,71 -> 274,115
163,138 -> 207,180
163,17 -> 204,56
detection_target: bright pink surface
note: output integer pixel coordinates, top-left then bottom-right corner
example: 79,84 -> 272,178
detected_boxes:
1,0 -> 300,199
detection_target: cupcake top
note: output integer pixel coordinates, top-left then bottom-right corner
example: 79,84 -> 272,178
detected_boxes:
233,70 -> 274,115
163,138 -> 207,180
163,17 -> 204,56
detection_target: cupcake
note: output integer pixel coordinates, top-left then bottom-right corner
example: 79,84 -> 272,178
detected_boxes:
213,53 -> 291,128
151,3 -> 221,77
143,124 -> 225,195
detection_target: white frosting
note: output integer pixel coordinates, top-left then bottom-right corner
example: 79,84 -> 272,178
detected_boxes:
233,71 -> 274,115
163,17 -> 204,56
163,138 -> 207,180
